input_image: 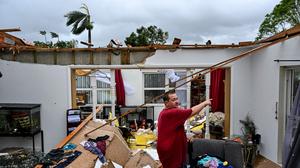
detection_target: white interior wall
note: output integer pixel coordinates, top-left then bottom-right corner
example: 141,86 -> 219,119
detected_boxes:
145,48 -> 251,122
249,48 -> 280,162
250,36 -> 300,163
230,56 -> 253,135
230,36 -> 300,163
145,48 -> 252,66
0,60 -> 69,153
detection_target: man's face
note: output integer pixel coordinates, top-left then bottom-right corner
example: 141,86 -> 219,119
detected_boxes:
165,93 -> 179,108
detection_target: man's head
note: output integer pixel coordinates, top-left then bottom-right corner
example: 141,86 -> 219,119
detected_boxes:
163,90 -> 179,108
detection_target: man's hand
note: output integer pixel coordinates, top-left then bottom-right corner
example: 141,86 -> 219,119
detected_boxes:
190,99 -> 212,117
203,99 -> 212,106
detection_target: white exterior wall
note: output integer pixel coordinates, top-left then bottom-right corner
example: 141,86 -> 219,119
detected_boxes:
0,60 -> 69,152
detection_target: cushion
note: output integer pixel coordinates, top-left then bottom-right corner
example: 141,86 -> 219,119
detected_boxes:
224,140 -> 244,168
191,139 -> 225,160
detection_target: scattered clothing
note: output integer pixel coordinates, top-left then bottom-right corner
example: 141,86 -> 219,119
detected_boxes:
40,148 -> 81,167
63,143 -> 77,151
83,141 -> 106,163
54,150 -> 81,168
96,141 -> 107,155
45,148 -> 64,163
197,154 -> 233,168
88,135 -> 109,155
96,135 -> 110,141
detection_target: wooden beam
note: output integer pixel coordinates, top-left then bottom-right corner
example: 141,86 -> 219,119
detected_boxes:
108,52 -> 112,65
89,51 -> 94,64
0,28 -> 21,32
53,50 -> 57,65
33,51 -> 37,63
71,69 -> 77,108
224,68 -> 231,137
72,50 -> 76,64
121,50 -> 130,64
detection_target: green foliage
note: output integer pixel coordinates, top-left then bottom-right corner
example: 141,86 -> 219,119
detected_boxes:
39,30 -> 47,43
39,30 -> 46,36
54,40 -> 78,48
125,25 -> 169,46
240,115 -> 256,144
50,32 -> 59,39
256,0 -> 300,40
65,3 -> 93,43
33,40 -> 78,48
33,41 -> 50,48
50,32 -> 60,42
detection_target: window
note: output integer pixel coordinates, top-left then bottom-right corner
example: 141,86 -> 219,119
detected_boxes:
76,75 -> 111,105
143,71 -> 187,107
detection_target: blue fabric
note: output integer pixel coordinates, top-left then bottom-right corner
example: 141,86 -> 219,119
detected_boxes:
197,154 -> 234,168
84,141 -> 106,163
63,143 -> 77,150
54,150 -> 81,168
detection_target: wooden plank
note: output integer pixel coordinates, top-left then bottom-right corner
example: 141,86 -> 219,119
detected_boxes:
71,69 -> 77,108
89,51 -> 94,64
121,51 -> 130,64
0,28 -> 21,32
108,52 -> 112,65
72,50 -> 76,64
54,50 -> 57,65
56,105 -> 102,148
224,68 -> 231,137
33,51 -> 37,63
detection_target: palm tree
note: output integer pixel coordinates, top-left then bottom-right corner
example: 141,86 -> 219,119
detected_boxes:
64,3 -> 93,47
39,30 -> 47,43
50,32 -> 60,42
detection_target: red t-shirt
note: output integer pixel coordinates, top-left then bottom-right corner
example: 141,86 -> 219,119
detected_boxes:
157,108 -> 192,168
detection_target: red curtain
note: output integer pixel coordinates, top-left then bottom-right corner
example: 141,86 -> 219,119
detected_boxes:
210,68 -> 225,112
115,69 -> 125,106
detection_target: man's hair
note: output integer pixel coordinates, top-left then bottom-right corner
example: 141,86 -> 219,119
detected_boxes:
162,90 -> 176,102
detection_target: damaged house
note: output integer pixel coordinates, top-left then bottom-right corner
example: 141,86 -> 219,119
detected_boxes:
0,25 -> 300,167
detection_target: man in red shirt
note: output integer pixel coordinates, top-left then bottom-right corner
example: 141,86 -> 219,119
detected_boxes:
157,90 -> 211,168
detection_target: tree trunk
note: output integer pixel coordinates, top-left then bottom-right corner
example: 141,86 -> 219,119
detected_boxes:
88,30 -> 92,48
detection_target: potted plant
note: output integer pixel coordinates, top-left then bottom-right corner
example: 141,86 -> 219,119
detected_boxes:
240,115 -> 256,145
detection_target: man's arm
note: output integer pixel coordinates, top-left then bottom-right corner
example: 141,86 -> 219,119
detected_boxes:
190,99 -> 212,117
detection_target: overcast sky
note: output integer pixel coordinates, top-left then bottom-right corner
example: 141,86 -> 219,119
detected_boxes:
0,0 -> 280,47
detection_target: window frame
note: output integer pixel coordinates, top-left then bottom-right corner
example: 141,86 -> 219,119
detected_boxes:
75,75 -> 112,106
142,70 -> 188,106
